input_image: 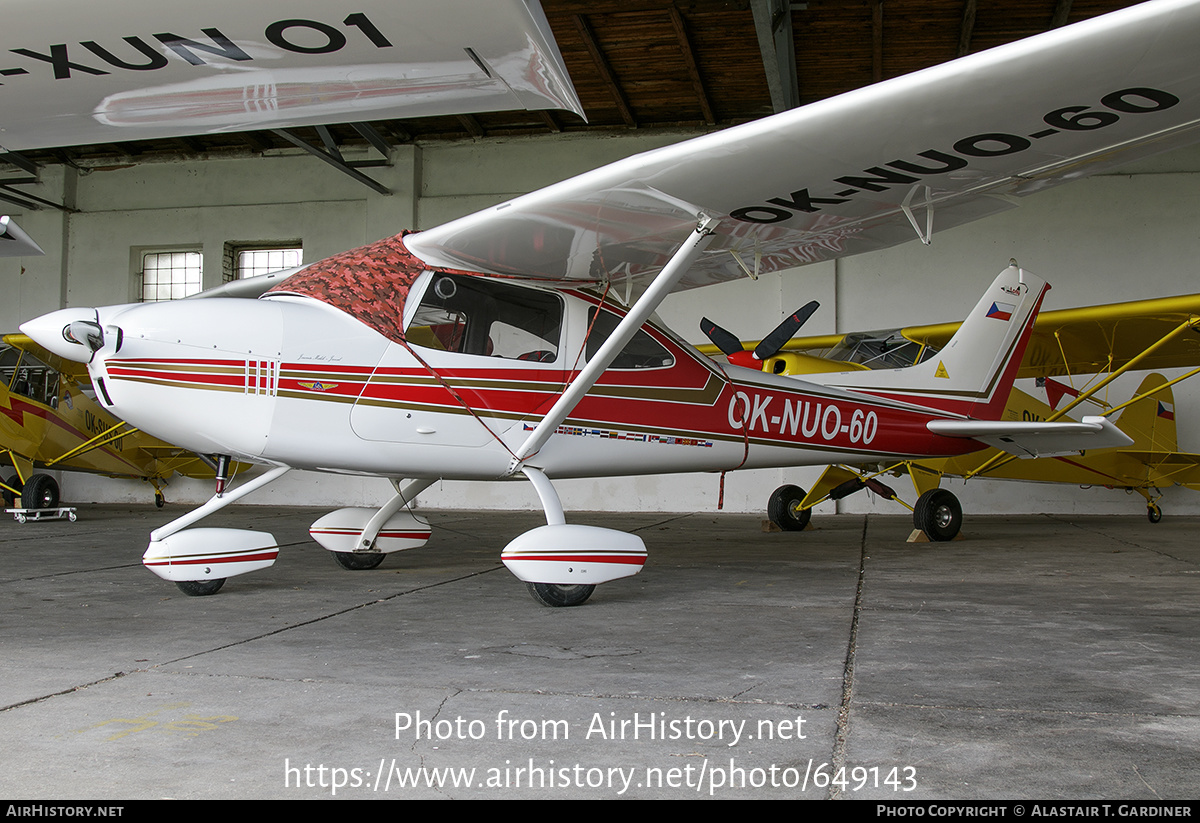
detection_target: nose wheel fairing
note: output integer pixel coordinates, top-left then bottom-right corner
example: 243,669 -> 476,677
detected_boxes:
143,527 -> 279,583
501,524 -> 647,586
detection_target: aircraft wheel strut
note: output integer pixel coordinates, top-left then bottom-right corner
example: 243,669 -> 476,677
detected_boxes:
767,484 -> 812,531
526,582 -> 595,607
913,489 -> 962,541
176,578 -> 226,596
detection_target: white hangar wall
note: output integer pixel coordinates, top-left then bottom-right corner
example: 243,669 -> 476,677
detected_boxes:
2,131 -> 1198,517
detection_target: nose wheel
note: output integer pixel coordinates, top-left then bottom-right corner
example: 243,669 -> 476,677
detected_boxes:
526,582 -> 595,607
176,578 -> 226,596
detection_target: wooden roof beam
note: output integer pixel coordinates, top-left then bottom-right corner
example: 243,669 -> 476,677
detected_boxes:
668,6 -> 716,126
958,0 -> 977,57
750,0 -> 800,112
574,13 -> 637,128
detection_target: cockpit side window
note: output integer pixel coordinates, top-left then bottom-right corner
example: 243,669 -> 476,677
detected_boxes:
1,345 -> 61,407
585,308 -> 675,370
407,274 -> 563,362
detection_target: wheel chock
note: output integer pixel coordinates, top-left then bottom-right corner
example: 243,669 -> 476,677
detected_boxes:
907,529 -> 964,543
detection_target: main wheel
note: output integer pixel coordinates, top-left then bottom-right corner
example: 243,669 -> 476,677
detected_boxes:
1148,504 -> 1163,524
22,474 -> 59,510
154,490 -> 166,509
913,489 -> 962,541
768,484 -> 812,531
176,578 -> 226,596
1,473 -> 16,508
526,582 -> 595,607
332,551 -> 386,570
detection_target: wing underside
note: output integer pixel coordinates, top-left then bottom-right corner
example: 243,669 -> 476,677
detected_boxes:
409,1 -> 1200,292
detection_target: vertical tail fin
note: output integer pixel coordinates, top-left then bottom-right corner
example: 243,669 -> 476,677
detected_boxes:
1115,373 -> 1178,453
823,263 -> 1049,418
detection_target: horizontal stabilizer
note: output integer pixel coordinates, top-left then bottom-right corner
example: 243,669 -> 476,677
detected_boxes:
928,415 -> 1133,458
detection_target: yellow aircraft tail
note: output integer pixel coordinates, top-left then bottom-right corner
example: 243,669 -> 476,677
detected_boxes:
1113,373 -> 1178,454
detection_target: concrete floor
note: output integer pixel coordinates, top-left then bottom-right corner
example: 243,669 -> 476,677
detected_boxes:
1,504 -> 1197,800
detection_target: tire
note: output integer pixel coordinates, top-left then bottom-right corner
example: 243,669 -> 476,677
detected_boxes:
176,578 -> 225,596
1,473 -> 16,508
913,489 -> 962,541
1148,504 -> 1162,524
767,484 -> 811,531
154,490 -> 166,509
526,582 -> 595,607
22,474 -> 59,510
332,551 -> 386,570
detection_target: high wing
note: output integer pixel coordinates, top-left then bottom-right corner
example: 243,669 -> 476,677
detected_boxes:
743,292 -> 1200,380
0,217 -> 45,258
408,0 -> 1200,290
0,0 -> 582,151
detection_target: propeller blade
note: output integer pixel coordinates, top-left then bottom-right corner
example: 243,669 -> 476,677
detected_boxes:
699,317 -> 745,357
752,300 -> 819,361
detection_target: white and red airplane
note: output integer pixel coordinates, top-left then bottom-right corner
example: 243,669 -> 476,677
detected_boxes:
18,0 -> 1200,605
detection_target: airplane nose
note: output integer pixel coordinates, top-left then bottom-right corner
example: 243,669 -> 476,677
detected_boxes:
20,307 -> 103,362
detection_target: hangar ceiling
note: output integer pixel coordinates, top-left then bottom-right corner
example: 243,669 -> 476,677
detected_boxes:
0,0 -> 1150,208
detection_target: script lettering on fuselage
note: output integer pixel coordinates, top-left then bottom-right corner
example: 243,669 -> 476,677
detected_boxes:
727,390 -> 878,446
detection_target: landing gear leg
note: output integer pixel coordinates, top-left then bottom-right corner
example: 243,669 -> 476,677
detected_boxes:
146,464 -> 291,594
328,477 -> 436,570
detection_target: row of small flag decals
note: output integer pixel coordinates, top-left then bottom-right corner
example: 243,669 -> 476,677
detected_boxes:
524,422 -> 713,448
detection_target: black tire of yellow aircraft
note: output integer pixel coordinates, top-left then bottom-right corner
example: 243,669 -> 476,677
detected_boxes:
1,473 -> 16,508
768,484 -> 812,531
175,579 -> 226,596
526,582 -> 595,607
22,474 -> 59,510
332,551 -> 386,570
1148,504 -> 1163,524
913,489 -> 962,541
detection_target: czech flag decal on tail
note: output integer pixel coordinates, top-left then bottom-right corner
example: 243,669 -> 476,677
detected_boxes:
986,302 -> 1015,321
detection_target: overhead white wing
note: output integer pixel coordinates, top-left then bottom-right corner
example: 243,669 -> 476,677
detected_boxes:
0,0 -> 582,150
408,0 -> 1200,291
0,216 -> 45,258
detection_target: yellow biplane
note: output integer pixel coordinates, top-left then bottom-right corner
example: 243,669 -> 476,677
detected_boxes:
699,288 -> 1200,538
1,333 -> 228,513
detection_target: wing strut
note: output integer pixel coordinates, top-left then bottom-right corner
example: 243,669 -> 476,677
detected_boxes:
511,215 -> 720,467
964,313 -> 1200,478
901,184 -> 934,245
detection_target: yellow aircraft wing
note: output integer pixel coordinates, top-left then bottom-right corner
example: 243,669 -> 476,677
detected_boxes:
697,292 -> 1200,380
2,333 -> 90,381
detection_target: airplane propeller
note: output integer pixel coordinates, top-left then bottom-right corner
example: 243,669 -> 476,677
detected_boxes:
700,300 -> 819,363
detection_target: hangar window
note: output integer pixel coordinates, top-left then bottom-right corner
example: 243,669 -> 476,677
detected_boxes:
140,251 -> 203,302
224,243 -> 303,281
